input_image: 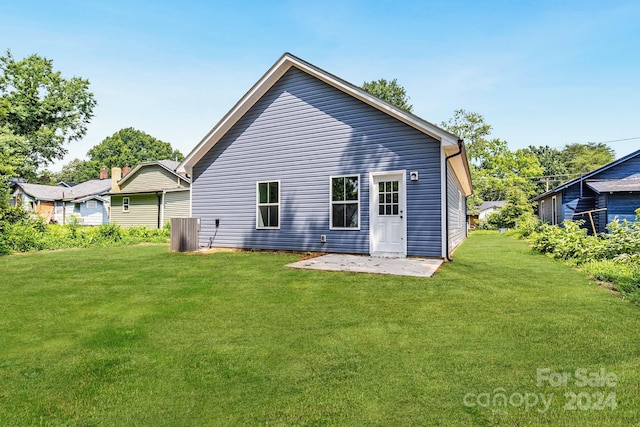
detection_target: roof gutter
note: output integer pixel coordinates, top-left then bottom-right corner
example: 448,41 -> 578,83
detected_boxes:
444,139 -> 464,262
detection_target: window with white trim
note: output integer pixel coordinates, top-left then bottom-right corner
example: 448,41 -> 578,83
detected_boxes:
86,200 -> 97,209
257,181 -> 279,228
331,175 -> 359,229
122,196 -> 130,213
551,196 -> 557,225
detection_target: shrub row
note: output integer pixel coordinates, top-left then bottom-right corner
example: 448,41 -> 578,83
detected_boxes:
530,219 -> 640,263
0,206 -> 169,255
525,216 -> 640,301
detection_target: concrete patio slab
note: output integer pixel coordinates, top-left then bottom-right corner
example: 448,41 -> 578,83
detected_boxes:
287,254 -> 443,277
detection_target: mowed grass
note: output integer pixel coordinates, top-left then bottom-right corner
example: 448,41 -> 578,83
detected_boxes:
1,235 -> 639,426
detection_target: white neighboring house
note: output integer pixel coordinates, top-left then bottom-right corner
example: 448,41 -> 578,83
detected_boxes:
12,178 -> 112,225
477,201 -> 507,220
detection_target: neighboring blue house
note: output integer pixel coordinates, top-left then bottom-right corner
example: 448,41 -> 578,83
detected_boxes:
178,53 -> 473,258
12,177 -> 111,225
533,149 -> 640,233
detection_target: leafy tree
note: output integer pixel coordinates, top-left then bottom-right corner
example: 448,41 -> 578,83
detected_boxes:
442,110 -> 543,224
0,126 -> 25,180
0,50 -> 96,179
524,143 -> 614,195
53,158 -> 101,183
361,78 -> 413,112
484,186 -> 536,229
471,139 -> 543,201
524,145 -> 569,193
440,109 -> 492,164
87,127 -> 183,171
561,142 -> 615,176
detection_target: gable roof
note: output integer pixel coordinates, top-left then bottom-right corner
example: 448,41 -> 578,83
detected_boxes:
15,179 -> 111,202
117,159 -> 190,187
533,148 -> 640,201
178,52 -> 472,195
73,195 -> 109,203
15,183 -> 63,201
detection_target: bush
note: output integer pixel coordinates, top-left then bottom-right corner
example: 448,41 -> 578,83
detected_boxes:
528,217 -> 640,301
515,215 -> 544,238
604,218 -> 640,258
476,195 -> 537,231
0,205 -> 170,255
532,220 -> 609,263
97,223 -> 123,242
0,205 -> 30,224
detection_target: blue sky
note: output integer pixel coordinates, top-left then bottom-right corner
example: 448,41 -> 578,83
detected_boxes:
2,0 -> 639,171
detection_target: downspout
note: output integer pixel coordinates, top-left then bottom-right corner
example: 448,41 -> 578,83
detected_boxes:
160,190 -> 166,228
156,192 -> 162,229
444,139 -> 464,262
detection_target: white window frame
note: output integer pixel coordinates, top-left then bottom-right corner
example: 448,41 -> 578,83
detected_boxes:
86,200 -> 97,209
256,180 -> 280,229
540,199 -> 546,222
551,196 -> 558,225
122,196 -> 130,213
329,174 -> 360,230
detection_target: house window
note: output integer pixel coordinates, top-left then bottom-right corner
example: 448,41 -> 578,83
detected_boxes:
86,200 -> 97,209
377,180 -> 398,216
257,181 -> 279,228
540,200 -> 546,223
331,175 -> 359,229
551,196 -> 557,225
122,196 -> 130,213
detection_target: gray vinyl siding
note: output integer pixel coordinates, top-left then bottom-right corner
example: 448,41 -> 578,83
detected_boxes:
192,67 -> 443,256
447,162 -> 466,252
120,166 -> 188,193
538,197 -> 551,223
164,190 -> 190,223
110,194 -> 160,228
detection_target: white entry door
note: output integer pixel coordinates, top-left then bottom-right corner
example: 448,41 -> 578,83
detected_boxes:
370,171 -> 407,257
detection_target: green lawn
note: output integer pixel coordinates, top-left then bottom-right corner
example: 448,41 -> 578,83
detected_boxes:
1,234 -> 639,426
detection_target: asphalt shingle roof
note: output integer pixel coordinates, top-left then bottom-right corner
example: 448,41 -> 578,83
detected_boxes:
157,160 -> 181,171
17,179 -> 111,202
586,177 -> 640,193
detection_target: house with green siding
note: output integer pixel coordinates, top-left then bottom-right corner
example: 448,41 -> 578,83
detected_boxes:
109,160 -> 190,229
